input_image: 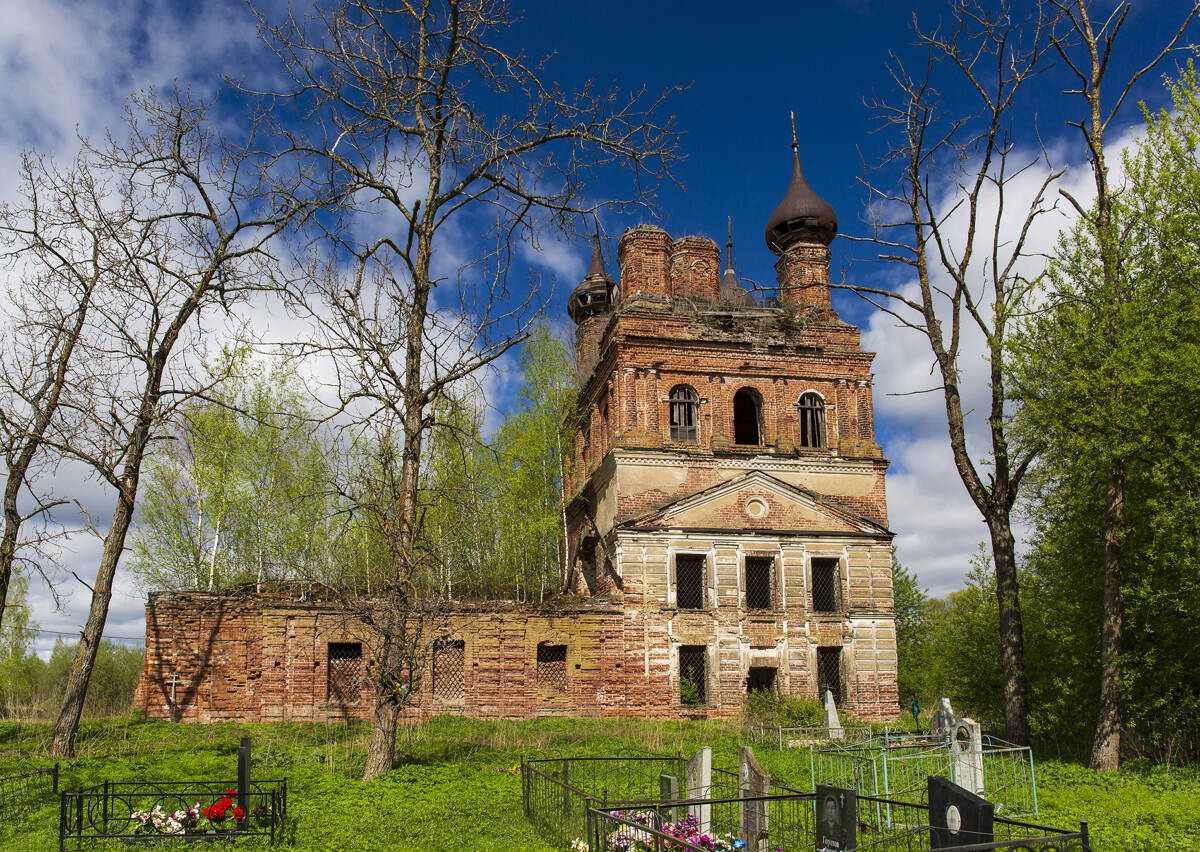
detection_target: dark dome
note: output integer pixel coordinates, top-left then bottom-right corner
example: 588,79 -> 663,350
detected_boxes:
764,145 -> 838,253
567,233 -> 616,323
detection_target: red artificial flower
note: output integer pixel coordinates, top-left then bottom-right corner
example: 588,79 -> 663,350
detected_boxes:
219,797 -> 233,808
226,789 -> 237,796
233,807 -> 244,820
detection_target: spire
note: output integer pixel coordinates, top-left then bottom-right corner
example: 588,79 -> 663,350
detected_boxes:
568,228 -> 616,323
720,217 -> 756,307
764,113 -> 838,253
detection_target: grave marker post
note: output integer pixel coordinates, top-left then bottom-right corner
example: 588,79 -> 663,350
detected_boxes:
238,737 -> 250,829
687,747 -> 712,834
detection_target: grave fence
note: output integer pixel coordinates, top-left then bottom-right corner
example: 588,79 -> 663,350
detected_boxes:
58,778 -> 287,851
521,754 -> 804,850
810,736 -> 1038,818
746,721 -> 874,749
584,792 -> 1090,852
0,764 -> 58,815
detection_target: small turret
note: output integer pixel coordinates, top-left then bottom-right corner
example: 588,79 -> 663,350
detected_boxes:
568,232 -> 616,323
764,114 -> 838,253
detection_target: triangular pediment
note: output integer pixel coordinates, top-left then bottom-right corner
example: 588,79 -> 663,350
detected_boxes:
623,470 -> 888,535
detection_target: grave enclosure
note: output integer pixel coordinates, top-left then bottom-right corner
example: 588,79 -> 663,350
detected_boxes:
521,746 -> 1090,852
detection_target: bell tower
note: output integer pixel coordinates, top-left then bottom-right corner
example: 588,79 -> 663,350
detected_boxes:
562,129 -> 899,722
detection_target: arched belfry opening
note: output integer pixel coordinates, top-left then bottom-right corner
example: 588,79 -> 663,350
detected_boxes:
733,388 -> 762,446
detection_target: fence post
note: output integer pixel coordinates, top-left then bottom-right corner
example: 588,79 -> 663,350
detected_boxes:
53,763 -> 60,794
102,780 -> 108,830
58,792 -> 65,852
1079,819 -> 1090,851
238,736 -> 251,830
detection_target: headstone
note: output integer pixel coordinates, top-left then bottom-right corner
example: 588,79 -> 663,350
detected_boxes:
823,689 -> 844,740
739,745 -> 770,850
950,718 -> 985,795
929,696 -> 956,738
686,747 -> 713,834
928,776 -> 993,849
814,784 -> 857,852
659,774 -> 679,822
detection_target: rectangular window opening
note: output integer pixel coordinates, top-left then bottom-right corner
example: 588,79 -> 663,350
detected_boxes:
432,639 -> 465,701
746,666 -> 777,693
675,555 -> 705,610
679,645 -> 707,706
537,643 -> 568,698
817,647 -> 842,706
811,558 -> 840,614
745,557 -> 774,610
327,642 -> 363,706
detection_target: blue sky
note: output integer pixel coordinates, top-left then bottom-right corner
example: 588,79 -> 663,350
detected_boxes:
1,0 -> 1196,651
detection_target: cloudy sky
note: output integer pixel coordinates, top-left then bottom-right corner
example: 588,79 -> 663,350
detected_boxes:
2,0 -> 1195,654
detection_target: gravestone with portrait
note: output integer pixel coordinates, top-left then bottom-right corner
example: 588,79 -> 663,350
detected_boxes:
814,784 -> 856,852
928,775 -> 994,849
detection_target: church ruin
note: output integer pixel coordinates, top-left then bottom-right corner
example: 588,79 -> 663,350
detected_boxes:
134,137 -> 900,724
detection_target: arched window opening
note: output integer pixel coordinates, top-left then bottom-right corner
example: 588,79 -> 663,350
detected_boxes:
799,392 -> 826,448
669,385 -> 699,442
733,388 -> 761,446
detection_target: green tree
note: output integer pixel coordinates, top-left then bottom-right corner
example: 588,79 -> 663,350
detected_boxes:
891,553 -> 934,707
131,352 -> 334,591
1014,64 -> 1200,765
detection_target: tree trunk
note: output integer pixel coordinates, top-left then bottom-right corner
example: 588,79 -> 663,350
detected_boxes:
362,627 -> 402,779
1091,462 -> 1125,770
50,483 -> 137,757
988,512 -> 1031,746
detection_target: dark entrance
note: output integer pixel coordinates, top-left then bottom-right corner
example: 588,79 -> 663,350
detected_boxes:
733,388 -> 761,445
746,666 -> 777,693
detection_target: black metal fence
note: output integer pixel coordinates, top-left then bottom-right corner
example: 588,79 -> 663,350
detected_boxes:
0,764 -> 58,814
585,794 -> 1091,852
522,754 -> 1090,852
59,778 -> 286,851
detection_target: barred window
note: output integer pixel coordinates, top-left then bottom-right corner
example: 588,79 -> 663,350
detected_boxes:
675,554 -> 705,610
812,558 -> 840,613
327,642 -> 362,706
817,646 -> 842,706
432,639 -> 465,701
669,385 -> 699,442
745,557 -> 773,610
537,643 -> 568,697
679,645 -> 707,706
733,388 -> 762,445
799,392 -> 826,448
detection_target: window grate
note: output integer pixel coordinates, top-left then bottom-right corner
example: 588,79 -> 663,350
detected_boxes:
432,639 -> 465,701
679,645 -> 707,705
799,392 -> 827,448
675,555 -> 705,609
327,642 -> 362,706
669,386 -> 699,442
817,646 -> 842,706
745,557 -> 773,610
812,558 -> 840,613
537,643 -> 568,696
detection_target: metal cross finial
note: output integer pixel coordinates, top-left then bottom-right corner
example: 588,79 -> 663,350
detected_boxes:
725,216 -> 734,271
790,110 -> 798,151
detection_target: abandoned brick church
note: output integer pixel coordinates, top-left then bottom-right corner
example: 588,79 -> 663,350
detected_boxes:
134,137 -> 901,724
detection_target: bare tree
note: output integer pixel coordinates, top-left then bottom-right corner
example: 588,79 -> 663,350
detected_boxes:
250,0 -> 682,778
847,1 -> 1062,745
0,153 -> 114,635
12,90 -> 308,757
1043,0 -> 1199,771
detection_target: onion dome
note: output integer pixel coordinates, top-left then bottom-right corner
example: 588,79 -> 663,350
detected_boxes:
567,231 -> 616,323
718,217 -> 756,307
764,114 -> 838,253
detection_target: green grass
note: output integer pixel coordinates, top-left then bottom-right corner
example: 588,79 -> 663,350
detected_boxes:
0,715 -> 1196,851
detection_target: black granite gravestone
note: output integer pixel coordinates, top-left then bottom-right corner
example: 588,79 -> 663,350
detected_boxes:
928,775 -> 994,848
815,784 -> 856,852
